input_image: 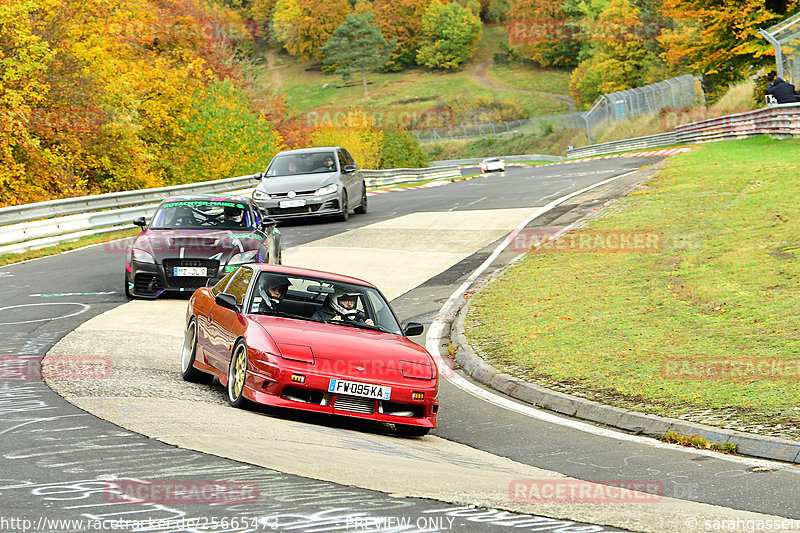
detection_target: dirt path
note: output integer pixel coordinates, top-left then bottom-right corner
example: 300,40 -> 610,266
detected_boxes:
265,48 -> 284,89
470,58 -> 576,113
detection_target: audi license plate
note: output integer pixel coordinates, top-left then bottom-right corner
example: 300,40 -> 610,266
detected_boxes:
173,267 -> 207,277
279,199 -> 306,208
328,378 -> 391,400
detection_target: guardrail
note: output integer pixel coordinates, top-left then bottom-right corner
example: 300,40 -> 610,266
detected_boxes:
429,154 -> 564,166
565,132 -> 683,158
566,103 -> 800,158
0,166 -> 460,255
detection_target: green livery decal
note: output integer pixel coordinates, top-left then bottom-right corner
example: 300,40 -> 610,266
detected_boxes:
161,201 -> 245,209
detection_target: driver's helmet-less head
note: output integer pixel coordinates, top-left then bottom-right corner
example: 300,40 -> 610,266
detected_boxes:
258,275 -> 290,310
330,290 -> 360,319
224,206 -> 244,224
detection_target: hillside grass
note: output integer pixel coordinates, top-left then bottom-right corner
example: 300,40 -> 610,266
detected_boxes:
423,128 -> 588,160
466,137 -> 800,428
255,24 -> 571,122
487,64 -> 572,95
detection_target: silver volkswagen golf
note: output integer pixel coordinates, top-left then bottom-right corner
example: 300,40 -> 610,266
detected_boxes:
251,146 -> 367,222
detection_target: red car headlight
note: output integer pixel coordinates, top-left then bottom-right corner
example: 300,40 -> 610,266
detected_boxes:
277,344 -> 315,364
401,360 -> 434,380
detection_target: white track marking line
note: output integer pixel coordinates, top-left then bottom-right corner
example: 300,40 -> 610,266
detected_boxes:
425,170 -> 799,471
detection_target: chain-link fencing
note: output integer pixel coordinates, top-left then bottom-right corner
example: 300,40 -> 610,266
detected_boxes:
760,12 -> 800,86
411,74 -> 705,145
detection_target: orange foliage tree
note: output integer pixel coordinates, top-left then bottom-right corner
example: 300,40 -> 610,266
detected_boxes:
659,0 -> 800,92
0,0 -> 285,207
370,0 -> 430,70
271,0 -> 350,60
507,0 -> 580,68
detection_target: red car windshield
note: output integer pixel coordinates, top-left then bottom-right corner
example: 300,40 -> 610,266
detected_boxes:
249,272 -> 403,335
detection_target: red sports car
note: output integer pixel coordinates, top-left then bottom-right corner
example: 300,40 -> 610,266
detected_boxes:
181,264 -> 439,436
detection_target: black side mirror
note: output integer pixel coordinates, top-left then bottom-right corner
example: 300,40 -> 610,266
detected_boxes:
215,293 -> 241,313
133,217 -> 147,231
402,322 -> 424,337
253,171 -> 264,180
260,217 -> 277,230
343,165 -> 357,174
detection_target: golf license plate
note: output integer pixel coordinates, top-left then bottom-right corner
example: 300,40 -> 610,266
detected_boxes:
328,378 -> 391,400
173,267 -> 207,277
279,199 -> 306,208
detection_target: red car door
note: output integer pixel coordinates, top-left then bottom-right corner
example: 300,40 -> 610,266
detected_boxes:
207,267 -> 253,374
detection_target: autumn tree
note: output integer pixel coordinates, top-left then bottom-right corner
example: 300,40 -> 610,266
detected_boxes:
658,0 -> 799,95
568,0 -> 659,107
321,12 -> 396,96
507,0 -> 580,67
371,0 -> 430,70
310,109 -> 383,169
416,2 -> 483,69
271,0 -> 350,60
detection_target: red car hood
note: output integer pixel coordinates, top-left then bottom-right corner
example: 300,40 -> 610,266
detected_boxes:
250,315 -> 433,369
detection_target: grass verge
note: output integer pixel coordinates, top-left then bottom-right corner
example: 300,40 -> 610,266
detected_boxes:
466,137 -> 800,433
0,228 -> 139,267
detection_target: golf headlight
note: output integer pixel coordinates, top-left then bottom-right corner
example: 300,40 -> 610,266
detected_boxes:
253,190 -> 269,200
314,183 -> 338,196
229,250 -> 259,265
132,249 -> 155,264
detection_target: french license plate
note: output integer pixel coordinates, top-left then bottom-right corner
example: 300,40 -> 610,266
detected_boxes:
328,378 -> 391,400
173,267 -> 207,277
279,199 -> 306,208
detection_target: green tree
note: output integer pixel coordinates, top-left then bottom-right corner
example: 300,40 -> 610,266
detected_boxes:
486,0 -> 510,22
321,12 -> 396,96
168,80 -> 282,183
416,2 -> 483,69
379,130 -> 427,169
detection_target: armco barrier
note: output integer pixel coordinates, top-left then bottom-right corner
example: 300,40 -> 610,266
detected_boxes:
0,174 -> 258,227
567,103 -> 800,158
0,166 -> 460,255
429,154 -> 564,166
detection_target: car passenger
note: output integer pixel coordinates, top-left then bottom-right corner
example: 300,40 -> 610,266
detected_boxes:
311,290 -> 374,325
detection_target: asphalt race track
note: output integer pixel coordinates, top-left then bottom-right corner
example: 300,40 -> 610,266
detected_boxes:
2,159 -> 797,533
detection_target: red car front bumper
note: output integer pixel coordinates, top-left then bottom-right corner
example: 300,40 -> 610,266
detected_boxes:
244,361 -> 438,428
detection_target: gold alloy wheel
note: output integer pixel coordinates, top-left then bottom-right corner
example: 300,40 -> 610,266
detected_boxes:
230,345 -> 247,403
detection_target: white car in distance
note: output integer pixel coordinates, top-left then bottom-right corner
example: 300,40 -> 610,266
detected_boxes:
480,157 -> 506,172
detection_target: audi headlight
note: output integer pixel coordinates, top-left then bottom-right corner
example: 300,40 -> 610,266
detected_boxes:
253,190 -> 269,200
228,250 -> 259,265
132,249 -> 155,264
314,183 -> 338,196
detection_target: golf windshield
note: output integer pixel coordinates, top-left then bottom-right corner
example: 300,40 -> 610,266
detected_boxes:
265,153 -> 338,177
